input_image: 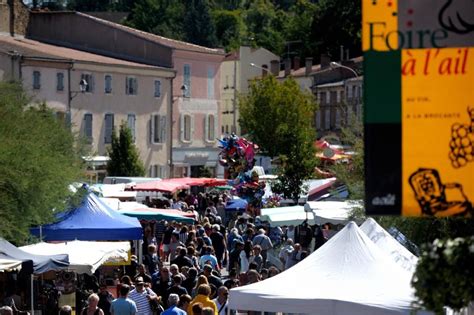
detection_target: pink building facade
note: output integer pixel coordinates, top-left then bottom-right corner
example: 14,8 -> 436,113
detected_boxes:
172,49 -> 225,178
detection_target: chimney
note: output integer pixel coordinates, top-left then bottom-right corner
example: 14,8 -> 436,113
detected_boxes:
305,57 -> 313,76
261,64 -> 269,77
284,58 -> 291,76
270,60 -> 280,76
320,54 -> 331,70
293,56 -> 300,71
340,45 -> 344,62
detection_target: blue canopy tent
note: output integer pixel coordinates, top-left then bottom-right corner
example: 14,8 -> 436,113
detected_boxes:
0,238 -> 69,274
30,193 -> 142,241
225,198 -> 248,211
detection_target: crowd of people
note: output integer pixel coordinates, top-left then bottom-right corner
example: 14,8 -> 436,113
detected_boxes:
1,191 -> 335,315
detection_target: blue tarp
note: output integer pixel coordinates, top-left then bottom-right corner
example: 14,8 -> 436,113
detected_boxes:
225,198 -> 248,211
0,238 -> 69,274
30,193 -> 142,241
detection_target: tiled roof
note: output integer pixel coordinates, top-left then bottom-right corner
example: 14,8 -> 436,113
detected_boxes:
0,35 -> 168,70
277,64 -> 323,78
77,12 -> 225,55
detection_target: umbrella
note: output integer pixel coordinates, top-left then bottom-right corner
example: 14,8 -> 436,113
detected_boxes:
225,199 -> 248,211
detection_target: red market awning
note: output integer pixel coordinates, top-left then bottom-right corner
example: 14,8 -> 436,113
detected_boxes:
131,178 -> 227,193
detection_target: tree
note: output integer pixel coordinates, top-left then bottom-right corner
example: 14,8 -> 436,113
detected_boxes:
244,0 -> 287,55
309,0 -> 361,60
107,122 -> 145,176
183,0 -> 218,47
239,76 -> 317,201
0,82 -> 84,243
213,9 -> 246,51
126,0 -> 185,40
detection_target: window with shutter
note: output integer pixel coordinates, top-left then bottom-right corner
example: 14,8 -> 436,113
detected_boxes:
160,115 -> 167,143
105,75 -> 112,94
126,77 -> 138,95
127,114 -> 136,142
33,71 -> 41,90
84,113 -> 93,143
207,68 -> 214,99
153,115 -> 161,143
57,72 -> 64,91
104,114 -> 114,143
181,114 -> 192,142
81,74 -> 94,93
183,64 -> 191,97
154,80 -> 161,97
206,114 -> 215,141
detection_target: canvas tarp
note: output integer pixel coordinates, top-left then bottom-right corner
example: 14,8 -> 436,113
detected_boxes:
259,201 -> 354,227
20,240 -> 130,275
229,222 -> 430,315
360,218 -> 419,273
0,257 -> 27,272
0,238 -> 68,274
30,193 -> 142,241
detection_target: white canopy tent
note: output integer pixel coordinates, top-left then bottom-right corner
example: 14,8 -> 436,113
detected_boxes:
259,201 -> 355,226
20,240 -> 130,275
229,222 -> 430,315
0,258 -> 24,272
360,218 -> 419,273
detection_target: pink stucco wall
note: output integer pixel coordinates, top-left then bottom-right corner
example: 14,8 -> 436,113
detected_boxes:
172,49 -> 223,144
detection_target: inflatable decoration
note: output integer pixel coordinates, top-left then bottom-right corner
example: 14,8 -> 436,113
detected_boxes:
218,134 -> 265,210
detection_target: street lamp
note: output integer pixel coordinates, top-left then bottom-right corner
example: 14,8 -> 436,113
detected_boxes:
330,61 -> 358,77
249,62 -> 270,73
69,78 -> 88,101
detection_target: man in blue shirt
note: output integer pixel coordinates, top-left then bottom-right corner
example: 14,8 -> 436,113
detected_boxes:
111,284 -> 137,315
162,294 -> 186,315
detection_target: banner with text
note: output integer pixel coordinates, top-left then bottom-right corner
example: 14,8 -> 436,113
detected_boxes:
363,0 -> 474,216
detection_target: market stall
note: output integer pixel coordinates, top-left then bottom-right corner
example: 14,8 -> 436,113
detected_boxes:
30,192 -> 142,241
229,222 -> 431,315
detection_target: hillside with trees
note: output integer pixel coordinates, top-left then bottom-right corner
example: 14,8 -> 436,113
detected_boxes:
38,0 -> 361,61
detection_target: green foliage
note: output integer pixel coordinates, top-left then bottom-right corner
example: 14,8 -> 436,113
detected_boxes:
183,0 -> 218,47
107,122 -> 145,177
328,111 -> 364,199
126,0 -> 185,40
239,76 -> 317,201
0,82 -> 83,243
213,9 -> 246,51
309,0 -> 361,59
412,237 -> 474,314
244,0 -> 287,55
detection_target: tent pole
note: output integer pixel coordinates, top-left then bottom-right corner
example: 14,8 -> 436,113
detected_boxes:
30,274 -> 34,315
138,240 -> 143,265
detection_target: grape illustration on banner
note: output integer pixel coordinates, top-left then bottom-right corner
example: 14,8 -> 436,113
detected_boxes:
449,107 -> 474,168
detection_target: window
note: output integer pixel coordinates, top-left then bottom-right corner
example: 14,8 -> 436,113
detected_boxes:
83,113 -> 93,143
335,109 -> 341,129
104,113 -> 114,144
126,77 -> 138,95
319,92 -> 326,105
151,114 -> 167,144
127,114 -> 136,142
81,74 -> 94,93
207,68 -> 214,99
205,114 -> 216,142
183,64 -> 191,97
316,110 -> 321,130
180,114 -> 192,142
336,90 -> 341,103
33,71 -> 41,89
56,72 -> 64,91
105,75 -> 112,94
324,109 -> 330,130
154,80 -> 161,97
